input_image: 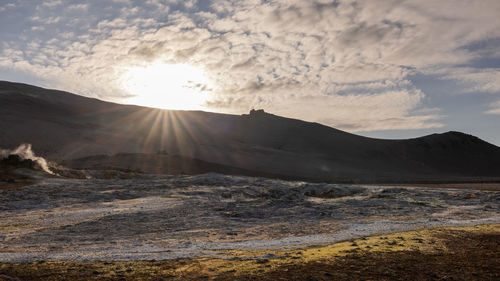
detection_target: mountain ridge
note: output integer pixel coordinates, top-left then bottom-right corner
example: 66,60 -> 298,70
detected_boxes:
1,80 -> 499,183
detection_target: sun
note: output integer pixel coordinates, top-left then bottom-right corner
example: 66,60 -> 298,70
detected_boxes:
120,63 -> 211,110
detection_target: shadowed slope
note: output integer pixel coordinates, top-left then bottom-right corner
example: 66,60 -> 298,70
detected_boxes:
1,81 -> 500,182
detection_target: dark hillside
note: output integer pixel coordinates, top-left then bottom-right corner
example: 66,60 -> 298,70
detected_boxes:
1,81 -> 499,183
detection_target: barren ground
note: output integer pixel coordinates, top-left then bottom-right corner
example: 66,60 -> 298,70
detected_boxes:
0,173 -> 499,279
0,225 -> 498,280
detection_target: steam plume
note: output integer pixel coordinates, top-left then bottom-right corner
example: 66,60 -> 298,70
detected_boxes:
0,144 -> 53,174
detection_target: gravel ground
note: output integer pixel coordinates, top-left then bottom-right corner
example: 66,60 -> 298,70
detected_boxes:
0,173 -> 498,262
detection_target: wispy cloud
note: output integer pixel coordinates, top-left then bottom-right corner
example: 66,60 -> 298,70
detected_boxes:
486,101 -> 500,115
438,67 -> 500,94
41,0 -> 63,8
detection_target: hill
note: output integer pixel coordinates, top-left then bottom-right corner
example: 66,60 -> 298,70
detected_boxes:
1,80 -> 500,183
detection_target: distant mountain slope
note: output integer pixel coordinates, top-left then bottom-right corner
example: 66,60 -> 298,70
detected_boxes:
1,80 -> 500,183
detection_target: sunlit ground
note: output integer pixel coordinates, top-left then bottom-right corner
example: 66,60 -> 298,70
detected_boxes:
120,63 -> 212,110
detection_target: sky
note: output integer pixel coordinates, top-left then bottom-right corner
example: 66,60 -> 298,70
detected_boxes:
1,0 -> 499,145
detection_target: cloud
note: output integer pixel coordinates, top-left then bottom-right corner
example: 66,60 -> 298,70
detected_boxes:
67,3 -> 88,11
246,88 -> 442,132
41,0 -> 63,8
1,0 -> 500,132
486,101 -> 500,115
31,15 -> 60,24
439,67 -> 500,94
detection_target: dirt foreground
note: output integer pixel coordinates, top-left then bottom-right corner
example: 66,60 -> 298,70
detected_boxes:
1,224 -> 498,281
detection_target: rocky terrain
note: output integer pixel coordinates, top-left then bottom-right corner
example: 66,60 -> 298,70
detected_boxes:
0,174 -> 498,263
